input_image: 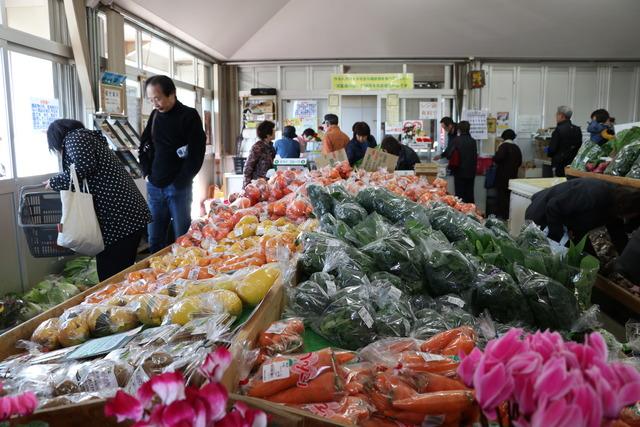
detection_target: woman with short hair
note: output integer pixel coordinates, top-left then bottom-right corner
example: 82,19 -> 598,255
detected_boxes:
381,135 -> 421,171
45,119 -> 151,280
243,120 -> 276,187
493,129 -> 522,219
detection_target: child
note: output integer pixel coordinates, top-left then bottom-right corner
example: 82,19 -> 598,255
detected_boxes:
587,109 -> 615,146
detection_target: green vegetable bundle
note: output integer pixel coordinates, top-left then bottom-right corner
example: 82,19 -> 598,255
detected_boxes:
605,141 -> 640,176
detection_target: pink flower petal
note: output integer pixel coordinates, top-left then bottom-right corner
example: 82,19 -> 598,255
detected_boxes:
618,382 -> 640,409
150,372 -> 186,405
200,347 -> 233,383
0,397 -> 13,421
485,328 -> 524,365
458,347 -> 483,386
507,351 -> 542,376
199,382 -> 228,421
162,400 -> 196,426
513,376 -> 536,416
612,362 -> 640,385
137,380 -> 155,407
534,357 -> 572,402
475,362 -> 513,412
104,390 -> 144,423
571,384 -> 602,427
531,398 -> 570,427
586,332 -> 608,363
9,392 -> 37,416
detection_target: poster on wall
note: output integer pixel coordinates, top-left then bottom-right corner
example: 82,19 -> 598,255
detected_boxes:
497,112 -> 510,133
517,115 -> 542,135
462,109 -> 488,140
292,100 -> 317,132
419,101 -> 438,120
31,98 -> 59,131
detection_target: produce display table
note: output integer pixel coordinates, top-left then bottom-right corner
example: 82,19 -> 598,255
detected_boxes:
594,274 -> 640,315
565,167 -> 640,189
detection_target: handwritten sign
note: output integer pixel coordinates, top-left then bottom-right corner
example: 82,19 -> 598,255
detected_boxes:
360,148 -> 398,172
315,148 -> 348,168
419,101 -> 438,120
31,98 -> 59,130
462,110 -> 488,140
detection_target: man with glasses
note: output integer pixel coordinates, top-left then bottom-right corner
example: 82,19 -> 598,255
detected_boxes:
140,75 -> 206,253
321,113 -> 350,155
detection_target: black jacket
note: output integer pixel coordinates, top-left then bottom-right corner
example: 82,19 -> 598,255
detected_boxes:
443,134 -> 478,179
49,130 -> 151,247
616,230 -> 640,284
548,120 -> 582,168
525,178 -> 627,250
139,102 -> 206,188
396,145 -> 421,171
493,140 -> 522,190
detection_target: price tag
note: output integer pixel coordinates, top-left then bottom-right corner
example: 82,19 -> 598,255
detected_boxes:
388,286 -> 402,301
188,268 -> 200,280
262,360 -> 291,382
256,226 -> 265,236
234,228 -> 243,237
326,280 -> 337,296
419,352 -> 447,362
266,322 -> 288,334
81,369 -> 119,392
446,296 -> 465,308
358,307 -> 374,329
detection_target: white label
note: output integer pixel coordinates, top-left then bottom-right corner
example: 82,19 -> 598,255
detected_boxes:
326,280 -> 337,296
446,296 -> 465,308
256,226 -> 265,236
125,367 -> 150,395
188,268 -> 200,280
388,286 -> 402,301
358,307 -> 374,329
207,267 -> 217,275
266,322 -> 288,334
235,228 -> 243,237
192,230 -> 203,240
419,352 -> 447,362
81,370 -> 119,392
262,360 -> 291,382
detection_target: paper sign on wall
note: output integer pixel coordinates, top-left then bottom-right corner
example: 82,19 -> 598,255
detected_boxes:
497,112 -> 510,133
315,148 -> 348,168
419,101 -> 438,120
31,98 -> 60,131
292,100 -> 317,133
462,110 -> 488,140
360,148 -> 398,172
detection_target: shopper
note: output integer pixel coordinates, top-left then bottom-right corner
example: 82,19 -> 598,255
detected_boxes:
587,109 -> 615,146
381,135 -> 421,171
440,117 -> 458,151
243,120 -> 276,187
493,129 -> 523,219
441,120 -> 478,203
546,106 -> 583,177
296,128 -> 317,153
274,126 -> 301,158
321,114 -> 350,154
525,178 -> 640,253
45,119 -> 151,281
346,122 -> 373,166
140,75 -> 206,254
351,121 -> 377,148
615,230 -> 640,284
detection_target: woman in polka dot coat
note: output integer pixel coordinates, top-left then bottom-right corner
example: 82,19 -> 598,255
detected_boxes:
46,119 -> 152,281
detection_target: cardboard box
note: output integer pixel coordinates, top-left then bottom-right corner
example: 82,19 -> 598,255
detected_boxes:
361,148 -> 398,172
315,148 -> 348,168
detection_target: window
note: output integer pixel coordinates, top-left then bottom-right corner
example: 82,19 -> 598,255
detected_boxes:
5,0 -> 50,40
126,79 -> 141,134
197,60 -> 211,89
176,87 -> 195,108
9,52 -> 60,177
141,32 -> 170,75
0,52 -> 11,179
124,24 -> 138,68
174,48 -> 195,85
97,12 -> 108,58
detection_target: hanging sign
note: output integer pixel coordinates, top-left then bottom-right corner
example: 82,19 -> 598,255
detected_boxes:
462,110 -> 488,140
419,101 -> 438,120
31,98 -> 60,131
331,73 -> 414,91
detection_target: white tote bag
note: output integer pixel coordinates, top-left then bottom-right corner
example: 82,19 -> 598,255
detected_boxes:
57,164 -> 105,255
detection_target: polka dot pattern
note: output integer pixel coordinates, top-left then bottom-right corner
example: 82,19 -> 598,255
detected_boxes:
49,129 -> 152,247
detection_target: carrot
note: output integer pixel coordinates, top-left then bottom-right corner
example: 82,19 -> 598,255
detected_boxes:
442,334 -> 475,356
399,352 -> 459,375
420,327 -> 475,353
415,372 -> 468,392
392,390 -> 475,414
247,349 -> 350,398
266,371 -> 343,404
369,390 -> 393,412
258,319 -> 305,353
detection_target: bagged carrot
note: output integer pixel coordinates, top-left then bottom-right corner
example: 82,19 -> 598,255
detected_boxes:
410,372 -> 468,393
358,337 -> 423,366
245,348 -> 355,398
299,396 -> 373,424
420,326 -> 475,354
342,363 -> 376,396
398,352 -> 459,376
257,318 -> 304,356
392,390 -> 475,414
267,371 -> 345,404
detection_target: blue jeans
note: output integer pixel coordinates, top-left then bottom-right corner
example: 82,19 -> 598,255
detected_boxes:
147,181 -> 192,253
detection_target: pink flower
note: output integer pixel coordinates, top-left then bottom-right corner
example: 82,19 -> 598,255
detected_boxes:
506,351 -> 543,377
513,376 -> 536,416
484,328 -> 525,366
0,397 -> 13,421
138,372 -> 186,407
0,392 -> 38,421
186,382 -> 228,422
458,347 -> 482,387
200,346 -> 232,383
473,359 -> 514,416
526,331 -> 565,362
534,357 -> 573,402
585,332 -> 608,363
105,390 -> 144,423
161,400 -> 196,427
570,384 -> 602,427
217,402 -> 267,427
531,399 -> 584,427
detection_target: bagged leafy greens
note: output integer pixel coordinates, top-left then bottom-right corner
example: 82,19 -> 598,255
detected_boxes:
350,212 -> 393,247
470,267 -> 534,325
327,182 -> 355,203
333,201 -> 368,227
605,141 -> 640,176
627,153 -> 640,178
307,184 -> 334,218
424,242 -> 478,297
411,308 -> 450,339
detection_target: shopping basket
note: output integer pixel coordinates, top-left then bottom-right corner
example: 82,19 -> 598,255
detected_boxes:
17,184 -> 74,258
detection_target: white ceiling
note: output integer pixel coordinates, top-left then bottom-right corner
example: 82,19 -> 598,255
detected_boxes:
114,0 -> 640,62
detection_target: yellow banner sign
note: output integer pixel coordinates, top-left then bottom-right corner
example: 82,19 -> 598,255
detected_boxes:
331,73 -> 414,91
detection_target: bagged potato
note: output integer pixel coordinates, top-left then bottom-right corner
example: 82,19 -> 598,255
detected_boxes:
31,317 -> 61,350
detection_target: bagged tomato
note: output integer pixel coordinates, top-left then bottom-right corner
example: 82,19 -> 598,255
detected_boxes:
258,318 -> 304,355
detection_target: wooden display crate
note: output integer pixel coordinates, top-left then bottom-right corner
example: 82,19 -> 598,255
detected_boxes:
594,274 -> 640,315
565,167 -> 640,189
414,163 -> 439,182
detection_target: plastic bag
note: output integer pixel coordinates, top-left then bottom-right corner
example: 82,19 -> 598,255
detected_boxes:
374,285 -> 415,338
58,308 -> 91,347
85,305 -> 139,337
298,396 -> 373,425
361,230 -> 423,286
424,242 -> 477,297
606,140 -> 640,176
627,153 -> 640,178
165,292 -> 226,326
288,276 -> 334,317
517,222 -> 552,255
314,288 -> 378,350
470,267 -> 534,325
31,317 -> 61,351
258,318 -> 305,356
307,184 -> 335,218
333,201 -> 368,227
327,182 -> 356,203
411,308 -> 451,340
